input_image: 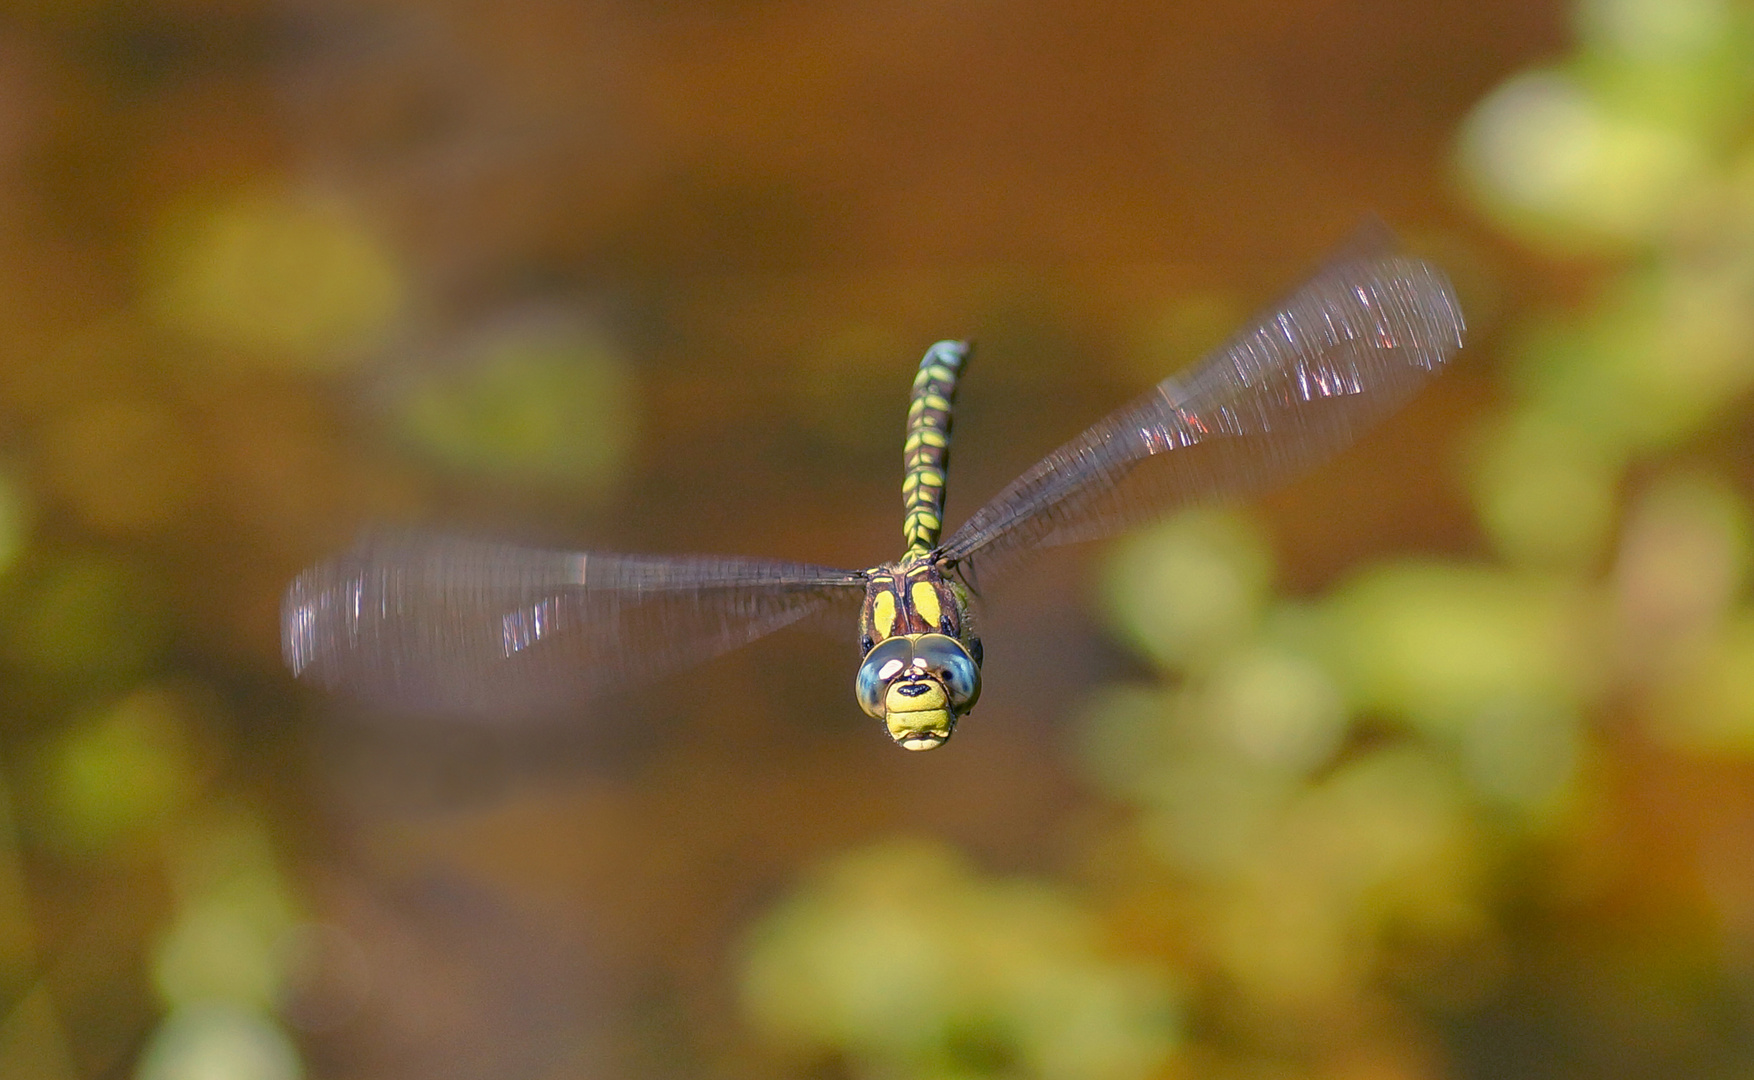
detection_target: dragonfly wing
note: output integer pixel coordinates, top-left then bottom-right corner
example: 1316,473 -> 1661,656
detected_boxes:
283,533 -> 867,715
939,241 -> 1464,580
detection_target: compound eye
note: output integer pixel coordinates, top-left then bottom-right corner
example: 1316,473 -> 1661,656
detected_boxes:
913,634 -> 981,710
855,637 -> 913,718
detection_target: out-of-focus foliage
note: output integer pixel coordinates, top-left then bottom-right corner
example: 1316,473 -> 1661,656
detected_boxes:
1459,0 -> 1754,248
0,554 -> 165,687
740,841 -> 1178,1080
1099,509 -> 1274,675
134,1001 -> 304,1080
33,687 -> 212,855
144,189 -> 405,369
386,319 -> 635,494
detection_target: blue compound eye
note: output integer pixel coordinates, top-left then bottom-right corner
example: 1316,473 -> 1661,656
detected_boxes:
855,637 -> 914,718
913,634 -> 981,711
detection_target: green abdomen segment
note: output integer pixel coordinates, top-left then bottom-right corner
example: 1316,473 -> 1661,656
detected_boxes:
903,341 -> 969,555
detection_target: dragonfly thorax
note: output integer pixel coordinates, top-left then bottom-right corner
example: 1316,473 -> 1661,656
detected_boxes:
855,560 -> 982,750
858,560 -> 973,647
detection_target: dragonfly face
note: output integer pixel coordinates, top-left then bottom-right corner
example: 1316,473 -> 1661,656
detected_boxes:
855,634 -> 978,750
855,563 -> 982,750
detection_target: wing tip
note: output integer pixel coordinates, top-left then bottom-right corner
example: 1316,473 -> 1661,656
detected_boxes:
280,562 -> 331,679
1333,253 -> 1467,362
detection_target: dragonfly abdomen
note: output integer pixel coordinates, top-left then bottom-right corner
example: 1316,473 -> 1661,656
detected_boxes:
902,340 -> 969,555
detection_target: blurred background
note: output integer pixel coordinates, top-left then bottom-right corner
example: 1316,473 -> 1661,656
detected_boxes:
2,0 -> 1753,1077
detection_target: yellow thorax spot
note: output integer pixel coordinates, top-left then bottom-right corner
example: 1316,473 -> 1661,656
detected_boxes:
910,580 -> 942,629
872,589 -> 898,639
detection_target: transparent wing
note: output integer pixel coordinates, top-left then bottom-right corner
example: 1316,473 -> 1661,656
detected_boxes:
939,240 -> 1464,581
282,533 -> 867,715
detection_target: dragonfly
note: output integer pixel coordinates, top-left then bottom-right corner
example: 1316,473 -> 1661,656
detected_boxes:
283,228 -> 1464,750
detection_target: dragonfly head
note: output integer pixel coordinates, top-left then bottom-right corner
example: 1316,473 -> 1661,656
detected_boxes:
855,633 -> 981,751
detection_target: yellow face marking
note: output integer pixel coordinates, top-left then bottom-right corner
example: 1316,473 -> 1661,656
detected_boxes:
872,590 -> 898,640
911,581 -> 942,630
884,681 -> 953,751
